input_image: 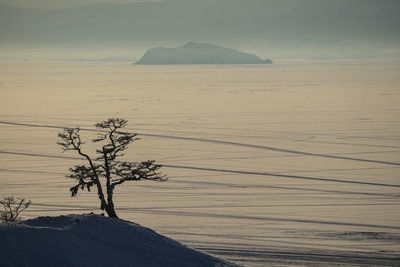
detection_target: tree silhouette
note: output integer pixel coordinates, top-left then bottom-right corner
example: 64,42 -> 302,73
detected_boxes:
0,196 -> 31,222
58,118 -> 166,218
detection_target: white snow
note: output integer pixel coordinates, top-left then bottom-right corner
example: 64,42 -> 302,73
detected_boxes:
0,213 -> 236,267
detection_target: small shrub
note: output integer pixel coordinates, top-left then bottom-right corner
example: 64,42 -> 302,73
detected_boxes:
0,196 -> 31,222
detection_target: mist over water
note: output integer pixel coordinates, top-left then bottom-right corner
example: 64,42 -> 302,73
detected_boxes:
0,0 -> 399,60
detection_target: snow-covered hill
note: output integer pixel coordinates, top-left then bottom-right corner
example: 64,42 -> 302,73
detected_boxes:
0,214 -> 236,267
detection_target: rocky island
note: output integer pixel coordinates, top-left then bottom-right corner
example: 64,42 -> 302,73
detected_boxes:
135,42 -> 272,65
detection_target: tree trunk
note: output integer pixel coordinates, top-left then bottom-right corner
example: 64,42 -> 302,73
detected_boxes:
105,204 -> 118,218
106,190 -> 117,218
102,149 -> 118,218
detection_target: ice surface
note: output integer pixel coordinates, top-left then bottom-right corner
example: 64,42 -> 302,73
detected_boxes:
0,59 -> 399,266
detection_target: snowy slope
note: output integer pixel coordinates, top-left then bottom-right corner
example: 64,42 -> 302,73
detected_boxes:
0,214 -> 237,267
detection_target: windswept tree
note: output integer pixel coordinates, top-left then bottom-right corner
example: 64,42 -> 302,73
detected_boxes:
58,118 -> 166,218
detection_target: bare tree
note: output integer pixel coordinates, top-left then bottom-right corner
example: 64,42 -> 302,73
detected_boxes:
0,196 -> 31,222
58,118 -> 166,218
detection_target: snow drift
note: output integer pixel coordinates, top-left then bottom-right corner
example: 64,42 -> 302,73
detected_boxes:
0,214 -> 236,267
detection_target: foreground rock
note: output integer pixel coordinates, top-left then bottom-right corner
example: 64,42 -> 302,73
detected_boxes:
0,214 -> 236,267
135,42 -> 272,65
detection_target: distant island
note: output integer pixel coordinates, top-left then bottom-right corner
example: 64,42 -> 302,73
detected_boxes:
135,42 -> 273,65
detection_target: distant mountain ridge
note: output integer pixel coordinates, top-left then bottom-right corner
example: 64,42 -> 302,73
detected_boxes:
135,42 -> 273,65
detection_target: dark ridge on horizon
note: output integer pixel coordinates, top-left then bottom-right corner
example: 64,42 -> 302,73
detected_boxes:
135,42 -> 273,65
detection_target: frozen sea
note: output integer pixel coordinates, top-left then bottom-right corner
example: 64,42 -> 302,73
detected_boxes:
0,59 -> 399,266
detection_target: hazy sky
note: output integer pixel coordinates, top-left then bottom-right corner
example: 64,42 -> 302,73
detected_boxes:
0,0 -> 398,59
0,0 -> 159,9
